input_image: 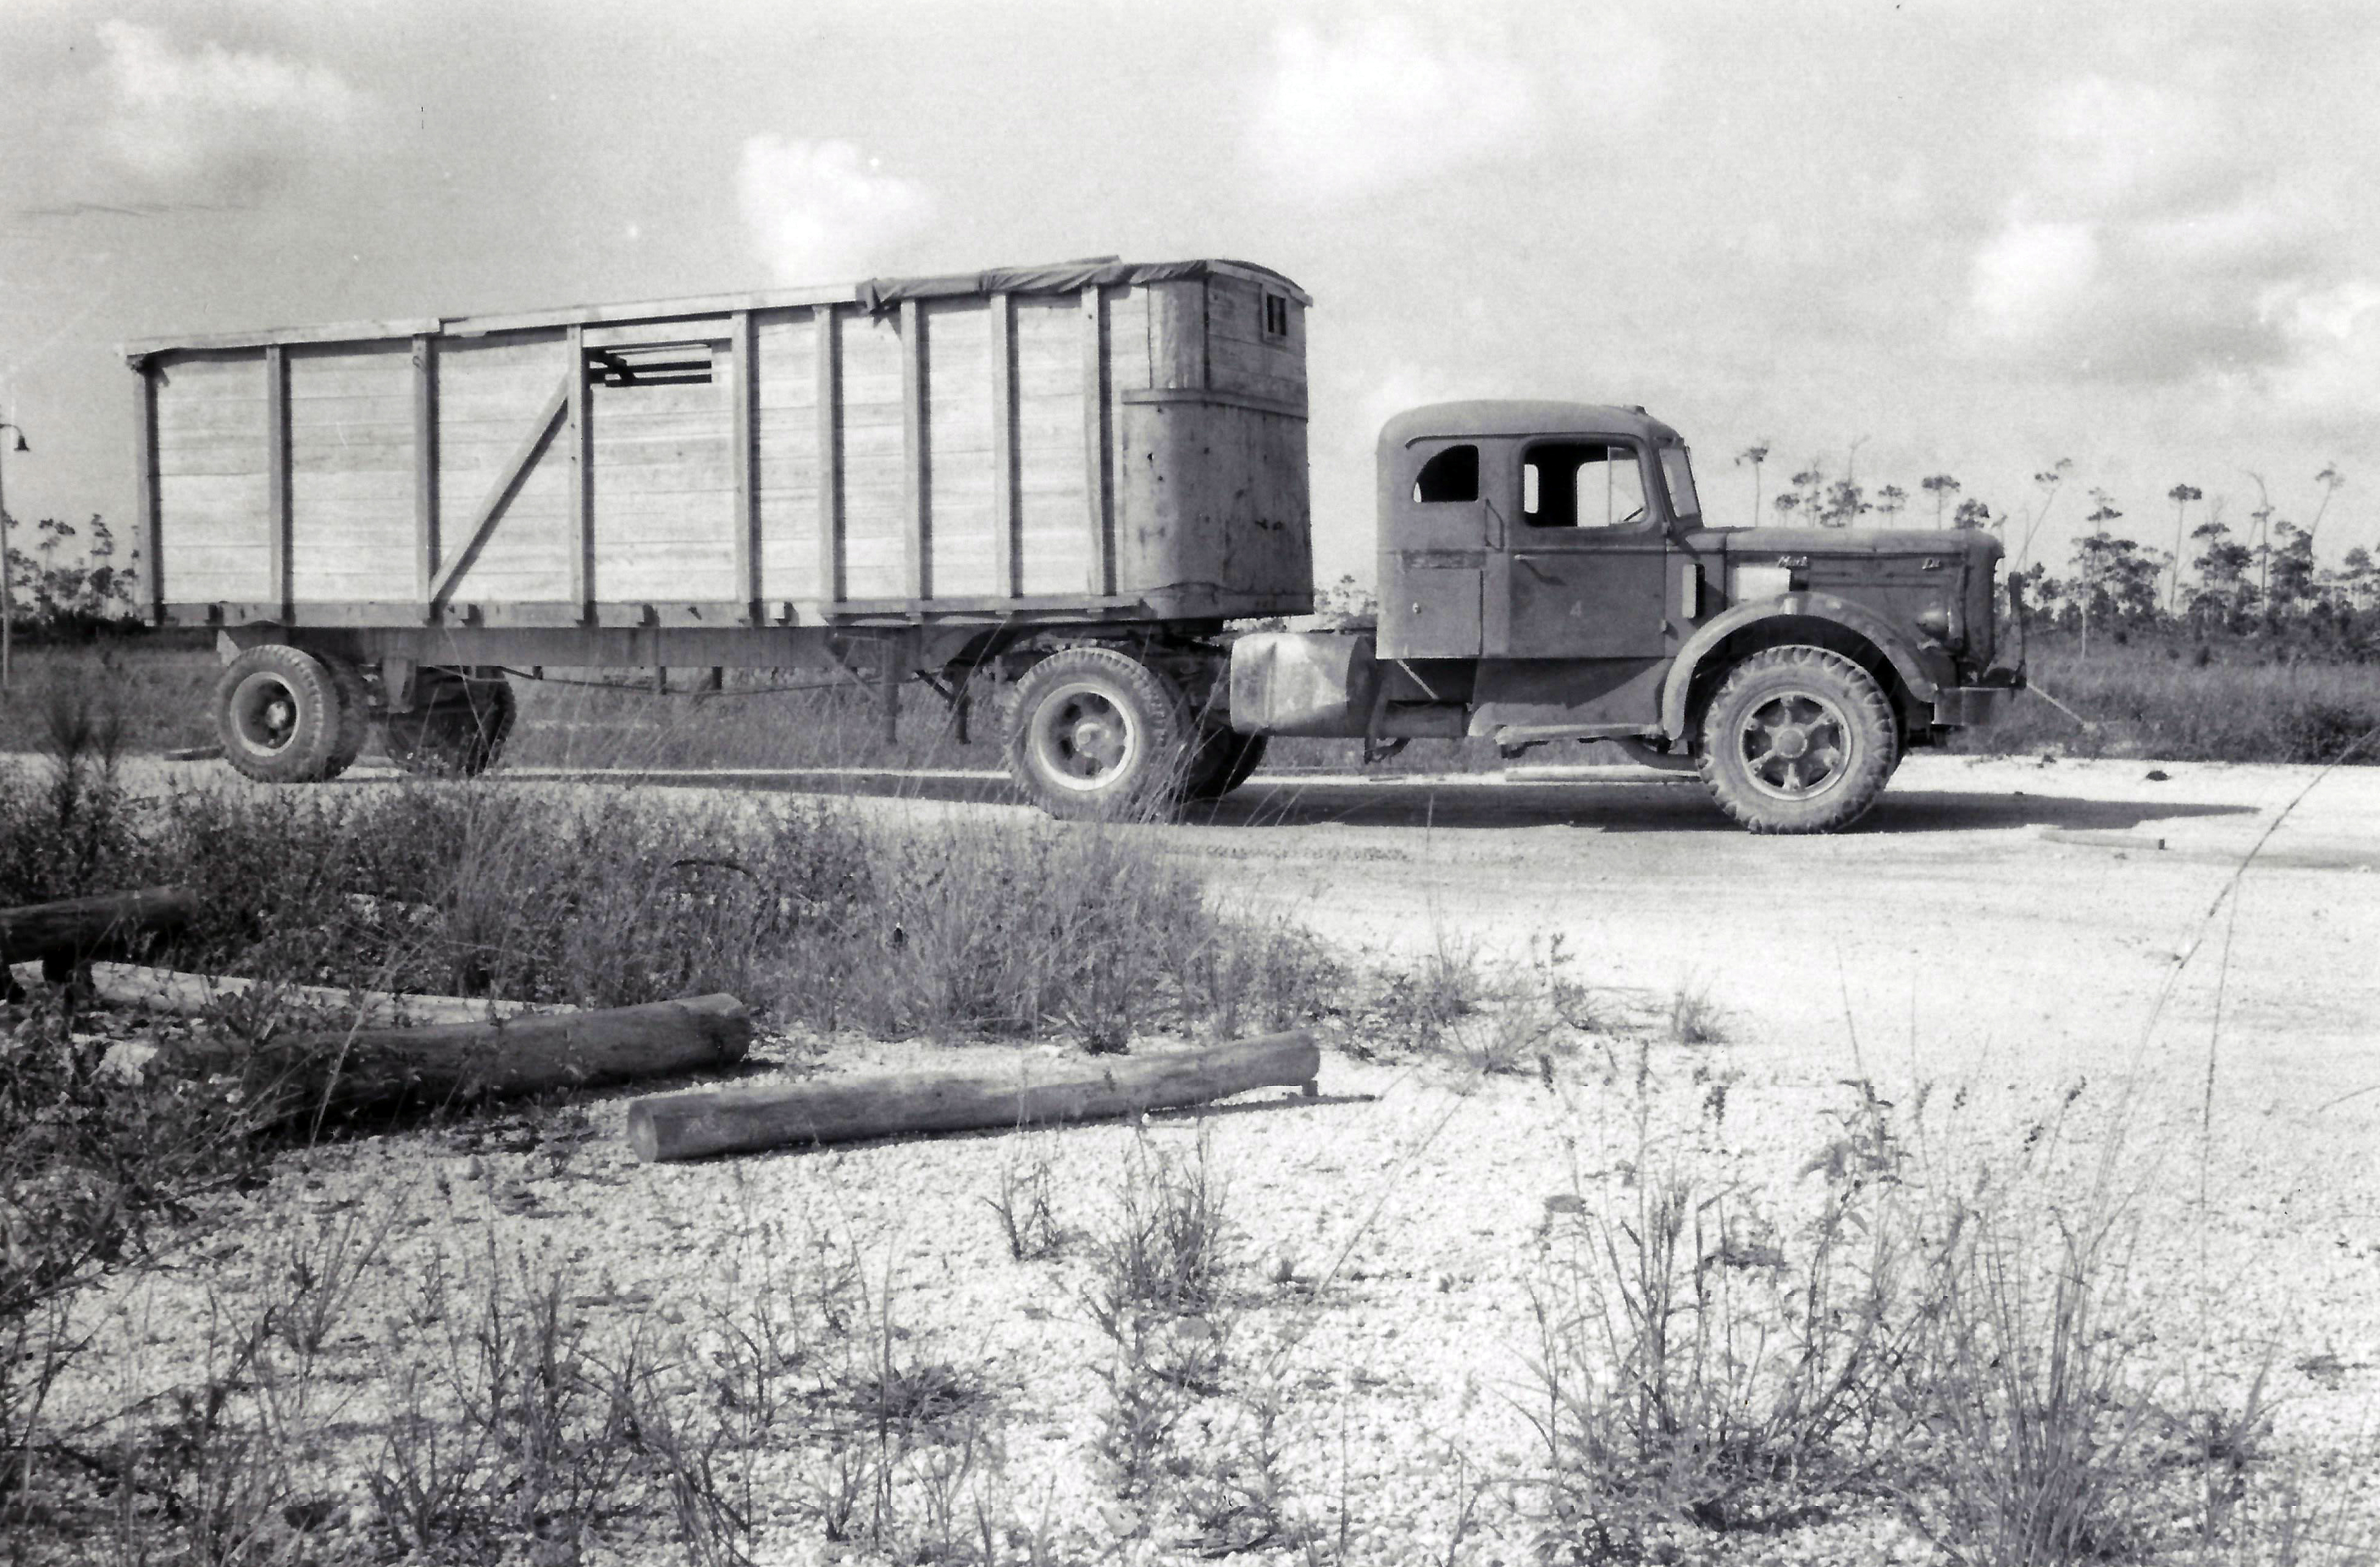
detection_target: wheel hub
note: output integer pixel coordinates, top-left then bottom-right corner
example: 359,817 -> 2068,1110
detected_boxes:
1034,685 -> 1139,790
233,676 -> 300,754
1739,691 -> 1848,799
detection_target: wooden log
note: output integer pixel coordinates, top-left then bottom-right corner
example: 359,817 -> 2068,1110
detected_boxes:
179,992 -> 751,1119
82,962 -> 564,1026
0,887 -> 196,993
626,1029 -> 1319,1164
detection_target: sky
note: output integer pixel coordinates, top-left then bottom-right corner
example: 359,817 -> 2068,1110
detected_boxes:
4,0 -> 2379,592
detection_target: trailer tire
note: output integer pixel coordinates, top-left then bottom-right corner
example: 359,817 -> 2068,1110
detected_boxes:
383,669 -> 516,777
320,655 -> 372,779
1696,646 -> 1895,834
1006,647 -> 1191,820
213,645 -> 350,784
1183,726 -> 1268,801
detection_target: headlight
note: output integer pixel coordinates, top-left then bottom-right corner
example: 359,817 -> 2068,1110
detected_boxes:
1915,606 -> 1954,643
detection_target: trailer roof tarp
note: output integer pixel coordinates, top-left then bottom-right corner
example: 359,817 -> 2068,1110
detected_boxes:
855,258 -> 1311,313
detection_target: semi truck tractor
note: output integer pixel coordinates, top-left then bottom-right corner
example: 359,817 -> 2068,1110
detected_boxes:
127,255 -> 2021,833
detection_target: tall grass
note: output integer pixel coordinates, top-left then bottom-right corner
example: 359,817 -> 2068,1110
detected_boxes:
1953,636 -> 2380,765
1,683 -> 1337,1045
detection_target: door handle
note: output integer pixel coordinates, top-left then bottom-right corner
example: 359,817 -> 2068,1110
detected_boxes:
1516,557 -> 1559,582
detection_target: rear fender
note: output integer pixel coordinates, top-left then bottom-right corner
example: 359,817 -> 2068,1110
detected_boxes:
1660,593 -> 1944,743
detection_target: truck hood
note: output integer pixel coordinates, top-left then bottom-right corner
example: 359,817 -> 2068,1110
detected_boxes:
1689,525 -> 2003,564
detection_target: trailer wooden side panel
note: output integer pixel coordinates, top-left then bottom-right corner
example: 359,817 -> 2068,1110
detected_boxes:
289,342 -> 415,604
153,353 -> 270,606
588,336 -> 736,605
923,297 -> 998,600
752,308 -> 824,608
1014,294 -> 1095,597
134,258 -> 1313,632
436,333 -> 574,609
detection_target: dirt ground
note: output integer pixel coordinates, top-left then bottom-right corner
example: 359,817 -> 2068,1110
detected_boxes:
44,751 -> 2380,1563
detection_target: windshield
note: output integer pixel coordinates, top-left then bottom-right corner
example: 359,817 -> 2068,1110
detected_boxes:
1660,444 -> 1701,522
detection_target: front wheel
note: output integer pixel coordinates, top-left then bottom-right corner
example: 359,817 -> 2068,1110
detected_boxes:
1696,647 -> 1896,834
1005,647 -> 1190,820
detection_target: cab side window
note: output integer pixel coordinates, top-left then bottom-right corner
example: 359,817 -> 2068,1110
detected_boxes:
1412,444 -> 1479,503
1522,441 -> 1648,528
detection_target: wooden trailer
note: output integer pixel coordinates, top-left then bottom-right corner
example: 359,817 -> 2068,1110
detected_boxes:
128,258 -> 1312,810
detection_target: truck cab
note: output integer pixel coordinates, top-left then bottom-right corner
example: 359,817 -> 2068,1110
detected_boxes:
1229,400 -> 2024,832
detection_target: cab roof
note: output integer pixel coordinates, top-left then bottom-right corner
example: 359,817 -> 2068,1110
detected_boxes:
1379,400 -> 1683,452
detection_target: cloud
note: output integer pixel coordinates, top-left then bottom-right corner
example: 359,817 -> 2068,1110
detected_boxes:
735,137 -> 934,285
96,21 -> 364,187
1246,9 -> 1662,204
2022,76 -> 2245,222
1961,74 -> 2340,383
1969,221 -> 2100,337
2251,278 -> 2380,422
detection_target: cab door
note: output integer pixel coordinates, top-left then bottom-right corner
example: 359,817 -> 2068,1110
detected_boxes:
1377,440 -> 1488,660
1490,439 -> 1671,658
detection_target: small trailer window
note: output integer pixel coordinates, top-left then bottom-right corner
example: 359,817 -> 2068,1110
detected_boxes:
1412,444 -> 1479,503
1263,292 -> 1289,339
585,342 -> 715,387
1523,441 -> 1646,529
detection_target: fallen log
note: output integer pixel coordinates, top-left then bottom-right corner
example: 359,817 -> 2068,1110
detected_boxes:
0,887 -> 197,997
0,885 -> 195,968
627,1029 -> 1321,1164
176,992 -> 751,1120
83,962 -> 563,1025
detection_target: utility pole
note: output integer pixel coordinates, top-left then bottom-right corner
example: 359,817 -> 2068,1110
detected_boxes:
0,422 -> 27,697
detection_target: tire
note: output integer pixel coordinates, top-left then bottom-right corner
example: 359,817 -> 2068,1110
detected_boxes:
1183,725 -> 1268,801
1004,647 -> 1191,820
382,669 -> 516,777
1696,646 -> 1896,834
212,645 -> 349,783
320,655 -> 372,780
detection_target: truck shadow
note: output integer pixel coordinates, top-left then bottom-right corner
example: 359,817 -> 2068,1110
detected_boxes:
494,766 -> 2258,837
1200,777 -> 2260,835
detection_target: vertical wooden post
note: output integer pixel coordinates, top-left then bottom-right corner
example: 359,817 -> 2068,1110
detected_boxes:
133,362 -> 162,621
566,325 -> 593,621
730,310 -> 759,622
703,666 -> 724,693
900,298 -> 928,603
989,293 -> 1017,598
815,308 -> 842,609
879,641 -> 901,747
412,334 -> 439,619
1080,284 -> 1111,597
265,345 -> 291,621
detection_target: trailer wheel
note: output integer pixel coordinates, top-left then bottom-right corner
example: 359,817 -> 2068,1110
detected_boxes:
1006,648 -> 1190,819
321,655 -> 372,779
383,669 -> 516,777
1696,646 -> 1895,834
213,645 -> 352,783
1183,725 -> 1268,801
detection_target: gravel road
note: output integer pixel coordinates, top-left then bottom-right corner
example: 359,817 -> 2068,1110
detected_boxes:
448,749 -> 2380,1133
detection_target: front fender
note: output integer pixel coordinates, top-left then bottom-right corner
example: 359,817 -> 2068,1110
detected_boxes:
1660,592 -> 1945,741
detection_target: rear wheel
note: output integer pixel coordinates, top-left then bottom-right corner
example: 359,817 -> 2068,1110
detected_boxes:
1697,647 -> 1895,834
1005,647 -> 1190,820
214,645 -> 351,783
382,668 -> 516,777
321,655 -> 371,779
